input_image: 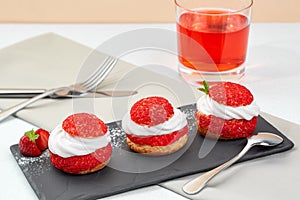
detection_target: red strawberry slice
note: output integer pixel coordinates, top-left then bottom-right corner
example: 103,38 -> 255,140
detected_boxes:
126,125 -> 188,146
196,111 -> 257,139
130,96 -> 174,127
50,144 -> 112,174
36,128 -> 50,151
19,130 -> 41,157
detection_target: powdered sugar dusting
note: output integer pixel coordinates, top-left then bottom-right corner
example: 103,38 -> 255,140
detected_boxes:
180,104 -> 197,132
107,121 -> 126,149
15,150 -> 51,176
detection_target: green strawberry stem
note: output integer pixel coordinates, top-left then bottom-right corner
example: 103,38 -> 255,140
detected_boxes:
198,80 -> 209,94
25,129 -> 39,142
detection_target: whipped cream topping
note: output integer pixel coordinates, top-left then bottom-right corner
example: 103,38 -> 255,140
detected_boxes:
197,95 -> 260,120
48,124 -> 110,158
122,108 -> 187,136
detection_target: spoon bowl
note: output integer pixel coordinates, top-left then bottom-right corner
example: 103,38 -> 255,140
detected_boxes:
249,132 -> 283,146
182,132 -> 284,195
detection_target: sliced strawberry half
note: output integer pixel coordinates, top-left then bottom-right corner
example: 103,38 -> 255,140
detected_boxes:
36,128 -> 50,151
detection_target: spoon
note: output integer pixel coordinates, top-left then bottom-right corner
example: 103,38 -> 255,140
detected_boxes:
182,132 -> 283,195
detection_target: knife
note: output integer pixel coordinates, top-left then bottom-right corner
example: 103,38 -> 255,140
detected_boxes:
0,88 -> 137,98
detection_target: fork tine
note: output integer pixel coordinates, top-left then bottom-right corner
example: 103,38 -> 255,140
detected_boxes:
81,56 -> 117,91
80,56 -> 113,87
84,57 -> 117,90
82,56 -> 116,90
82,56 -> 115,87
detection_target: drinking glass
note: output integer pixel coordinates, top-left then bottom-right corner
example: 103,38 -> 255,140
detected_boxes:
175,0 -> 253,85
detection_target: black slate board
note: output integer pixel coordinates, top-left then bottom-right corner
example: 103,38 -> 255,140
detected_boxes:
10,104 -> 294,200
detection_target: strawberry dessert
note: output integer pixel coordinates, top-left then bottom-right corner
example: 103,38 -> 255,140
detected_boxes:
195,81 -> 260,140
122,96 -> 188,156
19,128 -> 50,157
48,113 -> 112,174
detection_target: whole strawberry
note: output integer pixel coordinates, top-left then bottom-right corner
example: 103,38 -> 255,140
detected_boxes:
19,130 -> 41,156
19,128 -> 50,156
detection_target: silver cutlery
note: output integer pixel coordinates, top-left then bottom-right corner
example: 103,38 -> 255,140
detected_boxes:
0,88 -> 137,98
0,56 -> 117,122
182,132 -> 283,195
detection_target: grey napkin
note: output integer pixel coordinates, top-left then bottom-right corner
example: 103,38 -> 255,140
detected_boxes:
0,33 -> 198,130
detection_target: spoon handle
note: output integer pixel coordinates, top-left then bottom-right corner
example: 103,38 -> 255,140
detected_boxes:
182,142 -> 253,195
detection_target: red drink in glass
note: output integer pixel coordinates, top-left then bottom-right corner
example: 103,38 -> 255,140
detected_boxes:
177,10 -> 250,72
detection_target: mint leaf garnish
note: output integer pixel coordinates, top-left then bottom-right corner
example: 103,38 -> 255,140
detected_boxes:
197,80 -> 209,94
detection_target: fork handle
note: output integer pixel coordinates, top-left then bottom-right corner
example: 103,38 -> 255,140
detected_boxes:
0,88 -> 63,122
0,89 -> 47,98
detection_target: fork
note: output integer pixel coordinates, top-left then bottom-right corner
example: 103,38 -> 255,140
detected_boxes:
0,55 -> 117,122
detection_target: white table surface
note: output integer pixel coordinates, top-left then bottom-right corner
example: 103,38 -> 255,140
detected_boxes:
0,23 -> 300,200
